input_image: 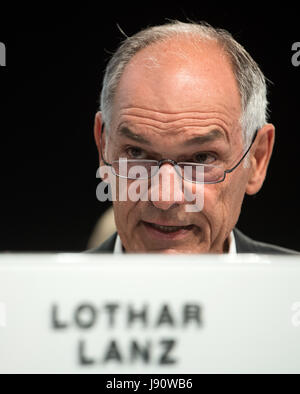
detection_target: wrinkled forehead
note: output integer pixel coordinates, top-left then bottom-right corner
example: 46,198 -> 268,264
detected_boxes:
111,37 -> 242,130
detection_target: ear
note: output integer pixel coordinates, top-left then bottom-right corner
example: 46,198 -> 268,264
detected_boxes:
93,111 -> 106,166
246,123 -> 275,195
94,111 -> 113,186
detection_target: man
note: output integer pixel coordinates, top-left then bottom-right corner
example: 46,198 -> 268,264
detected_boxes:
90,21 -> 297,254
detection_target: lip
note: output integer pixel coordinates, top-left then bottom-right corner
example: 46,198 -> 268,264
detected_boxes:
142,221 -> 195,241
144,219 -> 192,227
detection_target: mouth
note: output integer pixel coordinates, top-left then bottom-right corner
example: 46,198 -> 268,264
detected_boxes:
142,221 -> 195,240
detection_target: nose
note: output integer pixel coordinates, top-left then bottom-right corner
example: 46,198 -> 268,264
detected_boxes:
149,163 -> 185,210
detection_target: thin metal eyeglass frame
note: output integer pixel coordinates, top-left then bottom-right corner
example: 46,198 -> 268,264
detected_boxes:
100,123 -> 258,184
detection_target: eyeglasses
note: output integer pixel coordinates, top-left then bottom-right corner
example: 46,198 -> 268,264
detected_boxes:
100,123 -> 258,184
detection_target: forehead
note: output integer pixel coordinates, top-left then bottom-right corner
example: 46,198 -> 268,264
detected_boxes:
111,37 -> 242,133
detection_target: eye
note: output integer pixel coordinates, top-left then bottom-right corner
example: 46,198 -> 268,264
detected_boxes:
126,146 -> 146,159
194,152 -> 217,164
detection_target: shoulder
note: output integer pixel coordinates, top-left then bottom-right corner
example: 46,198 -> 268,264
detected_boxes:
233,228 -> 300,254
84,232 -> 117,253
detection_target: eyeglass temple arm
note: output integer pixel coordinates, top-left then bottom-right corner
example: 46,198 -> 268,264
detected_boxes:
225,129 -> 259,174
100,123 -> 259,173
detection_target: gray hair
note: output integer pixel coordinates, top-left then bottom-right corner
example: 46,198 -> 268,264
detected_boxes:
100,20 -> 269,150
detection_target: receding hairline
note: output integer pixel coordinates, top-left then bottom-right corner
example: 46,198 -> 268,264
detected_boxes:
101,22 -> 252,120
110,35 -> 242,137
120,32 -> 234,75
100,20 -> 268,155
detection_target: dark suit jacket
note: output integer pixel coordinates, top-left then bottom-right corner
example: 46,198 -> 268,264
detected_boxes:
86,228 -> 299,254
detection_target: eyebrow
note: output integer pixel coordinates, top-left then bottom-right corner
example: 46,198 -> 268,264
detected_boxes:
118,127 -> 152,145
183,129 -> 227,146
118,127 -> 227,146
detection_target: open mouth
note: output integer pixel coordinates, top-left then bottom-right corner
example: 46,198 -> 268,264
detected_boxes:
146,222 -> 194,233
142,221 -> 195,240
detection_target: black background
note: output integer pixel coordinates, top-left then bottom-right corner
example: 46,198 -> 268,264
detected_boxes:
0,4 -> 299,252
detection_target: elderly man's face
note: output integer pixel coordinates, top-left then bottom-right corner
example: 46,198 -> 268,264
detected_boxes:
96,38 -> 273,253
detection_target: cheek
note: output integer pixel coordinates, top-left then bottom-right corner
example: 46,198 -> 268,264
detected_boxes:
113,180 -> 141,233
113,201 -> 133,236
229,168 -> 249,203
214,172 -> 248,227
200,181 -> 235,227
203,183 -> 225,209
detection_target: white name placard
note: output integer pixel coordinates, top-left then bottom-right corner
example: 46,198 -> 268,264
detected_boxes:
0,253 -> 299,373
